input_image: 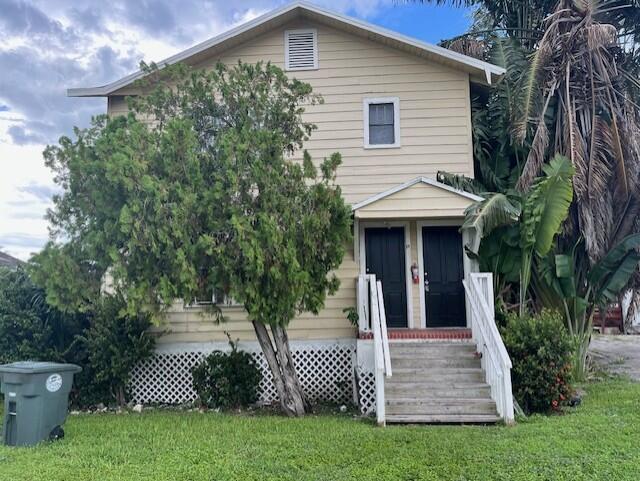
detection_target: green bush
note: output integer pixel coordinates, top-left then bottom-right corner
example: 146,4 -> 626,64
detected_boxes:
0,267 -> 154,407
81,296 -> 155,406
192,339 -> 261,409
502,309 -> 574,414
0,268 -> 86,364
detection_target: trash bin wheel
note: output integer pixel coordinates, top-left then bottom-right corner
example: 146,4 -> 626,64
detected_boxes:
49,426 -> 65,441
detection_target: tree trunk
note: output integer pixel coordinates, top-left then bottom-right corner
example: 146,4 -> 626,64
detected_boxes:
115,385 -> 126,407
252,320 -> 307,416
272,324 -> 312,412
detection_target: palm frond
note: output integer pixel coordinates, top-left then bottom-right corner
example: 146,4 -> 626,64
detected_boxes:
516,86 -> 555,191
589,233 -> 640,303
436,171 -> 486,194
462,193 -> 521,239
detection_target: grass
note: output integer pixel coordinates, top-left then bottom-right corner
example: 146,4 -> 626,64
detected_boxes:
1,379 -> 639,481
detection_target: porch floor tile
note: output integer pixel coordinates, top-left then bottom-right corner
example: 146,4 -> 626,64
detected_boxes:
359,328 -> 472,340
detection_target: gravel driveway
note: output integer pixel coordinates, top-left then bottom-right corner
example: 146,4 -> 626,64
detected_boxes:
589,334 -> 640,380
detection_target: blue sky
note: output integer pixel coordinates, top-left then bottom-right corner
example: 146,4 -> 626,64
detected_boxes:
368,3 -> 472,44
0,0 -> 473,260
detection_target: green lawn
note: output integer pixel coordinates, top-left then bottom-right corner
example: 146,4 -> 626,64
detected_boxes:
1,379 -> 639,481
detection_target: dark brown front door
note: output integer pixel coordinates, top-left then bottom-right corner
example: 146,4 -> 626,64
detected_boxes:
422,226 -> 466,327
365,227 -> 407,328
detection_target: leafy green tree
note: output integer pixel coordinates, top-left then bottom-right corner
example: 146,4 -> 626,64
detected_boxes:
35,62 -> 351,416
0,267 -> 152,406
534,234 -> 640,377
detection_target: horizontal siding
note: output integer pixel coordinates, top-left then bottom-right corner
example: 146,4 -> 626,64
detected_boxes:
356,182 -> 473,219
155,245 -> 358,343
189,19 -> 474,205
106,19 -> 475,343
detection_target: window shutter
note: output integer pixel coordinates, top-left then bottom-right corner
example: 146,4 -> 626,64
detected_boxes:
285,29 -> 318,70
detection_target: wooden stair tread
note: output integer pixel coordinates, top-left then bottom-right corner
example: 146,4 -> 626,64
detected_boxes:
381,340 -> 500,424
386,397 -> 495,404
385,414 -> 501,424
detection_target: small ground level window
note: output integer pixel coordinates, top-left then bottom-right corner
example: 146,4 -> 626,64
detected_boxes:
363,97 -> 400,148
187,289 -> 242,308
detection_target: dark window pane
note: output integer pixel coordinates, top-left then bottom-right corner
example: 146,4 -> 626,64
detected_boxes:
368,102 -> 395,144
369,125 -> 394,145
369,103 -> 394,125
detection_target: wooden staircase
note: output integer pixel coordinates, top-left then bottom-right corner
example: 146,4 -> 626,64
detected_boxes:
384,340 -> 500,424
358,272 -> 513,426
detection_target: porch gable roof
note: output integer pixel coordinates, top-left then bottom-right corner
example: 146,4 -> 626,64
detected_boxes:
352,176 -> 482,219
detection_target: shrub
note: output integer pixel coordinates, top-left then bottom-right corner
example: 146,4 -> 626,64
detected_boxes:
0,268 -> 86,363
0,267 -> 154,407
81,295 -> 155,406
502,309 -> 574,414
192,338 -> 261,409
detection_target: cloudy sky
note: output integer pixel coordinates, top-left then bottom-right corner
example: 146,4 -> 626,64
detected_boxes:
0,0 -> 471,260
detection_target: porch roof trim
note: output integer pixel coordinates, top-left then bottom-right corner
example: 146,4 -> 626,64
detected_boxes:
351,176 -> 483,213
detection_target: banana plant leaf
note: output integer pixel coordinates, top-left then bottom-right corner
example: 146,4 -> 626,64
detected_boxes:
462,192 -> 521,239
521,155 -> 574,257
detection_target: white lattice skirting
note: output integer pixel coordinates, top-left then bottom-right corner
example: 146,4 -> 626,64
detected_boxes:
129,340 -> 358,406
356,368 -> 376,415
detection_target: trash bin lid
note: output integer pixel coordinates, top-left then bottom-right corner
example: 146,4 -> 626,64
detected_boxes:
0,361 -> 82,374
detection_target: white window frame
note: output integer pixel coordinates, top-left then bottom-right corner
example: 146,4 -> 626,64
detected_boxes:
363,97 -> 401,149
284,28 -> 318,71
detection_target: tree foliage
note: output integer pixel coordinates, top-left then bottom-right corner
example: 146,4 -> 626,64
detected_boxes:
0,267 -> 74,363
36,61 -> 352,415
0,267 -> 153,406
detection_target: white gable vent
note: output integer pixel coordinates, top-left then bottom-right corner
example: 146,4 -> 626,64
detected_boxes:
285,29 -> 318,71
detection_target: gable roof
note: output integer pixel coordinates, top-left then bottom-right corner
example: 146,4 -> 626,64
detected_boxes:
67,2 -> 505,97
352,177 -> 483,211
0,251 -> 24,269
352,176 -> 482,219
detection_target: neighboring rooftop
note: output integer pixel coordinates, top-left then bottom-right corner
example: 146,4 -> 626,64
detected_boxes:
0,251 -> 24,269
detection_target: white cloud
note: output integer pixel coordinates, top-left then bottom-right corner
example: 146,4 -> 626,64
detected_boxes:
0,0 -> 392,260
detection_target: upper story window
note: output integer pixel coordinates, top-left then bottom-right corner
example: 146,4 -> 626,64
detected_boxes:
284,29 -> 318,71
363,97 -> 401,148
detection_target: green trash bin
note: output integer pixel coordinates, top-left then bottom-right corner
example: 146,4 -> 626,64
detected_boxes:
0,362 -> 81,446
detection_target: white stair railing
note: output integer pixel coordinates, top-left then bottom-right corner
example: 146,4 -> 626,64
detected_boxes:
463,272 -> 515,424
356,274 -> 370,332
357,274 -> 392,425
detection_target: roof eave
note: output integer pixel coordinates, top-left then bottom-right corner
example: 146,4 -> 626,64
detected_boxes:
67,1 -> 505,98
67,87 -> 110,97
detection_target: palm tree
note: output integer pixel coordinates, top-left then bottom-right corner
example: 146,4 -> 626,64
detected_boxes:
513,1 -> 640,338
416,0 -> 640,372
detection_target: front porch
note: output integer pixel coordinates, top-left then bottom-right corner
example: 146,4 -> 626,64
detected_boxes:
351,177 -> 514,425
352,177 -> 484,332
354,273 -> 514,425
